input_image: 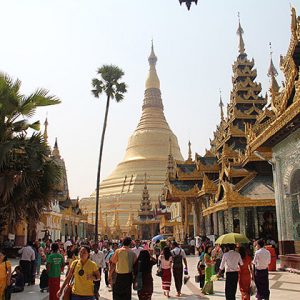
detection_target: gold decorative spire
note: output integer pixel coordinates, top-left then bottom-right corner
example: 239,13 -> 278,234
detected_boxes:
145,40 -> 160,90
267,42 -> 278,78
219,90 -> 224,121
237,13 -> 245,54
43,117 -> 48,143
188,140 -> 192,161
267,42 -> 280,101
52,137 -> 61,158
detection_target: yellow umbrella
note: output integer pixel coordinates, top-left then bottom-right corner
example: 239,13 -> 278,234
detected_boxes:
215,233 -> 250,245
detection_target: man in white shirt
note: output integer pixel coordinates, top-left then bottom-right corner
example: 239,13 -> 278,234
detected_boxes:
64,239 -> 72,251
132,239 -> 144,257
252,239 -> 271,300
91,244 -> 106,299
218,244 -> 243,300
18,241 -> 35,286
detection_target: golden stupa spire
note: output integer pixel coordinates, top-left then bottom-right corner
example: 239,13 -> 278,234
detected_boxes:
219,90 -> 224,121
188,140 -> 192,161
237,13 -> 245,54
43,117 -> 48,143
52,137 -> 61,158
145,40 -> 160,90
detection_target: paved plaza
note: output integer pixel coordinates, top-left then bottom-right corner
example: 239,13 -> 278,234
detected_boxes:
10,256 -> 300,300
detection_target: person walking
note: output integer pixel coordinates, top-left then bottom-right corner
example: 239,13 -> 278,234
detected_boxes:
159,246 -> 173,298
201,246 -> 215,295
252,239 -> 271,300
132,240 -> 144,258
134,250 -> 157,300
18,241 -> 35,286
218,244 -> 243,300
103,244 -> 114,288
171,241 -> 188,297
110,237 -> 137,300
46,243 -> 64,300
238,246 -> 252,300
0,251 -> 11,300
90,243 -> 106,300
57,245 -> 100,300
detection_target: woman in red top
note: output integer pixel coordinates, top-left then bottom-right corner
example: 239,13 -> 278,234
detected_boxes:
238,246 -> 252,300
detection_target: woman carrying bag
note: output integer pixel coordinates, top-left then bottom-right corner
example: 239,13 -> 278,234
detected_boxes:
158,247 -> 173,298
57,246 -> 100,300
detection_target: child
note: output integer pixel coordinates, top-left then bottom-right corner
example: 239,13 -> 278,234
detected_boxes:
197,261 -> 205,289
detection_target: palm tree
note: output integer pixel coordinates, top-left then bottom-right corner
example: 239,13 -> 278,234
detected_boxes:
0,72 -> 61,232
91,65 -> 127,241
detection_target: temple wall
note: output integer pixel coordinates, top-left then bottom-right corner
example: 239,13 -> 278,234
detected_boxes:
273,128 -> 300,254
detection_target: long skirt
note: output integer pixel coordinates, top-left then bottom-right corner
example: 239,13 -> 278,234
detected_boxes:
173,267 -> 183,293
201,266 -> 214,295
239,270 -> 251,300
161,268 -> 171,291
113,273 -> 133,300
255,269 -> 270,300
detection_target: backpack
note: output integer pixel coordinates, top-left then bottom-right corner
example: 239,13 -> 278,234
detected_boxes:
172,249 -> 183,269
39,269 -> 49,290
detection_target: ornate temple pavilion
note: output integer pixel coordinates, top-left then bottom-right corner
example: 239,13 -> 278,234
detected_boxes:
80,44 -> 184,234
244,8 -> 300,269
162,18 -> 277,242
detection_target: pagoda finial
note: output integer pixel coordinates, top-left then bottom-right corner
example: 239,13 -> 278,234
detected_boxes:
267,42 -> 280,102
145,40 -> 160,89
52,137 -> 61,158
219,90 -> 224,121
237,12 -> 245,54
43,117 -> 48,143
188,140 -> 192,161
144,172 -> 147,188
267,42 -> 278,78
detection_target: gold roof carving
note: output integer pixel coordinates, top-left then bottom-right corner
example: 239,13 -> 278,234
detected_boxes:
199,175 -> 217,196
203,181 -> 275,216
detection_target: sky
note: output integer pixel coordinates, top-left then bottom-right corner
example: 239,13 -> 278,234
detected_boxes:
0,0 -> 298,199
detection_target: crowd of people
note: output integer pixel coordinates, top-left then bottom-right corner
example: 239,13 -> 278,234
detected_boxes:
0,235 -> 275,300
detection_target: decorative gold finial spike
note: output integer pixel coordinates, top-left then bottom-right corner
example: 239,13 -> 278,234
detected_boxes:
237,13 -> 245,54
267,42 -> 278,78
52,137 -> 61,158
145,40 -> 160,89
219,90 -> 224,121
188,140 -> 192,160
43,117 -> 48,143
144,172 -> 147,188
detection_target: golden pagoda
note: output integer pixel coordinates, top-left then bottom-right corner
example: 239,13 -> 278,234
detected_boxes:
80,42 -> 183,232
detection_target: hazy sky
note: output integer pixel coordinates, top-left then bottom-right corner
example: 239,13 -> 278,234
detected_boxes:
0,0 -> 298,199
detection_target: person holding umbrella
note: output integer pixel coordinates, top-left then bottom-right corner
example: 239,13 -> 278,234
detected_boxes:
218,243 -> 243,300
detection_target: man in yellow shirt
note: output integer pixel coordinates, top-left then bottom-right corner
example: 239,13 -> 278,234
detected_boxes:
110,237 -> 137,300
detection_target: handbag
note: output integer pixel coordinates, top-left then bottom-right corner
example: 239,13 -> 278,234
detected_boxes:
62,260 -> 78,300
250,280 -> 257,296
195,275 -> 200,283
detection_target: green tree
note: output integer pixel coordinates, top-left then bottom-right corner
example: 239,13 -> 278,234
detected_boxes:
91,65 -> 127,240
0,73 -> 61,233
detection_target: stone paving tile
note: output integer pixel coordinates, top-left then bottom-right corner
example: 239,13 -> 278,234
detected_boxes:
10,256 -> 300,300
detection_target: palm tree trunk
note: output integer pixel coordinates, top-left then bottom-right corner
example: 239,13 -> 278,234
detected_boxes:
95,95 -> 110,241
